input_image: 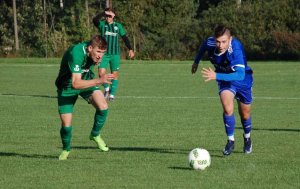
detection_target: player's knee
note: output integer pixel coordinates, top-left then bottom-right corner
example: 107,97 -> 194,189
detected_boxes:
223,111 -> 233,116
241,113 -> 251,120
98,101 -> 108,110
59,113 -> 72,126
223,108 -> 234,116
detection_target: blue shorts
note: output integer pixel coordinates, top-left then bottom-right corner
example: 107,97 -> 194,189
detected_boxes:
218,82 -> 253,104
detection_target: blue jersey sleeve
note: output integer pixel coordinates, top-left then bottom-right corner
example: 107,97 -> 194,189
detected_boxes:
194,37 -> 215,64
216,66 -> 245,81
194,42 -> 207,64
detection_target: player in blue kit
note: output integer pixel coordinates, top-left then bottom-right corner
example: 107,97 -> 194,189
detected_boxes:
192,25 -> 253,156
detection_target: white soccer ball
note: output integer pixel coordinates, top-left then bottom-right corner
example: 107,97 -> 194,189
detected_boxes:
188,148 -> 211,170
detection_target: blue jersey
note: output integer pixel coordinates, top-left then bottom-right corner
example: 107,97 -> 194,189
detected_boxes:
194,37 -> 253,88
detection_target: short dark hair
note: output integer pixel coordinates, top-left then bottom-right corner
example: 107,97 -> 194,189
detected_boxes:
214,25 -> 231,38
89,35 -> 107,50
105,7 -> 115,13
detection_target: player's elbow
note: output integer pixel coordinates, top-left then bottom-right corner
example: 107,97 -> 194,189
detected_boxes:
72,83 -> 80,89
71,81 -> 81,89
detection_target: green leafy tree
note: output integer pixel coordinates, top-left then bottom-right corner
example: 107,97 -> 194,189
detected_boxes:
197,0 -> 300,59
0,1 -> 14,55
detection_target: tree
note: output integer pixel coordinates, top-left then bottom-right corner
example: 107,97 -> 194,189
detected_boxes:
13,0 -> 19,51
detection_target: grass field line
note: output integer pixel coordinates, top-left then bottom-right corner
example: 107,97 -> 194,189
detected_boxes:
119,96 -> 300,100
0,62 -> 299,67
0,93 -> 299,100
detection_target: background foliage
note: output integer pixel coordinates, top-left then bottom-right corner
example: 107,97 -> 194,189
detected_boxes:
0,0 -> 299,60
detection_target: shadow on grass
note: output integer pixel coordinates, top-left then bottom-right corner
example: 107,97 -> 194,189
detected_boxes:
236,127 -> 299,132
168,166 -> 193,171
72,146 -> 225,158
73,146 -> 188,154
0,93 -> 57,98
0,152 -> 57,159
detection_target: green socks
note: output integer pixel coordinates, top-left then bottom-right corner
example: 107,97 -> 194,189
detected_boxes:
60,126 -> 72,151
110,79 -> 118,96
91,109 -> 108,137
60,109 -> 108,152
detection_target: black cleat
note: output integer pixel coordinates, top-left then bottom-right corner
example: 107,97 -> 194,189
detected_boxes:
108,96 -> 114,102
243,136 -> 252,154
223,140 -> 235,156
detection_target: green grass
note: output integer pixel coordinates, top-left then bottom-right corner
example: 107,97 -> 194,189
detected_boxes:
0,59 -> 299,189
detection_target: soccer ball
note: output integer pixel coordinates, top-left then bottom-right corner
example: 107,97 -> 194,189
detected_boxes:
188,148 -> 211,170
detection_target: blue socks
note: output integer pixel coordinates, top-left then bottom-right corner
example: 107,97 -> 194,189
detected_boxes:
242,116 -> 252,138
223,114 -> 235,140
223,114 -> 252,140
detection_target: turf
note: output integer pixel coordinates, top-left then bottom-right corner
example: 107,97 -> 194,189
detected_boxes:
0,59 -> 299,189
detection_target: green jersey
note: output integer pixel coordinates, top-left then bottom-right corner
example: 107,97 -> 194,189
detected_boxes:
96,20 -> 126,55
55,42 -> 95,89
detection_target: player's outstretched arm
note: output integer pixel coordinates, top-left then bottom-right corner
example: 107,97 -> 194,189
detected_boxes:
128,50 -> 135,58
121,35 -> 135,58
201,67 -> 216,82
191,63 -> 199,74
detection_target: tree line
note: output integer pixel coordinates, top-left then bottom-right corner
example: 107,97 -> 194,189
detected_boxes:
0,0 -> 299,60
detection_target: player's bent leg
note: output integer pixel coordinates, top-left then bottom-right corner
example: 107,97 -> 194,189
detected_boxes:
90,90 -> 108,110
220,90 -> 235,155
109,54 -> 120,101
220,90 -> 235,116
238,102 -> 253,154
59,125 -> 72,160
59,113 -> 73,160
109,71 -> 119,101
99,68 -> 110,98
89,90 -> 109,151
89,109 -> 109,151
59,113 -> 73,126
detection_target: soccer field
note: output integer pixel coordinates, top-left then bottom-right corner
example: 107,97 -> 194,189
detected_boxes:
0,59 -> 299,189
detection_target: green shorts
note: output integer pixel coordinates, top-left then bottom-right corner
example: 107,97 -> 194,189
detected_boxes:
57,86 -> 100,114
98,54 -> 120,71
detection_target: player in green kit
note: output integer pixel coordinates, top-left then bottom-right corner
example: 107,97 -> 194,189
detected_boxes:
93,7 -> 135,101
55,35 -> 115,160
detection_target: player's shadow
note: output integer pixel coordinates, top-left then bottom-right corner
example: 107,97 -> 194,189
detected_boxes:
0,152 -> 57,159
236,127 -> 300,132
1,93 -> 57,99
73,146 -> 188,154
73,146 -> 225,158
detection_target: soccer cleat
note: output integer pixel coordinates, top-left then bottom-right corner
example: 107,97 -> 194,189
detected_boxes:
58,150 -> 70,160
108,95 -> 115,102
223,140 -> 235,156
90,135 -> 109,152
243,136 -> 252,154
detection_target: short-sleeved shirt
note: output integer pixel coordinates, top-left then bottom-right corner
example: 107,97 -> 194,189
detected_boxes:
194,37 -> 253,88
55,42 -> 95,89
95,20 -> 126,55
